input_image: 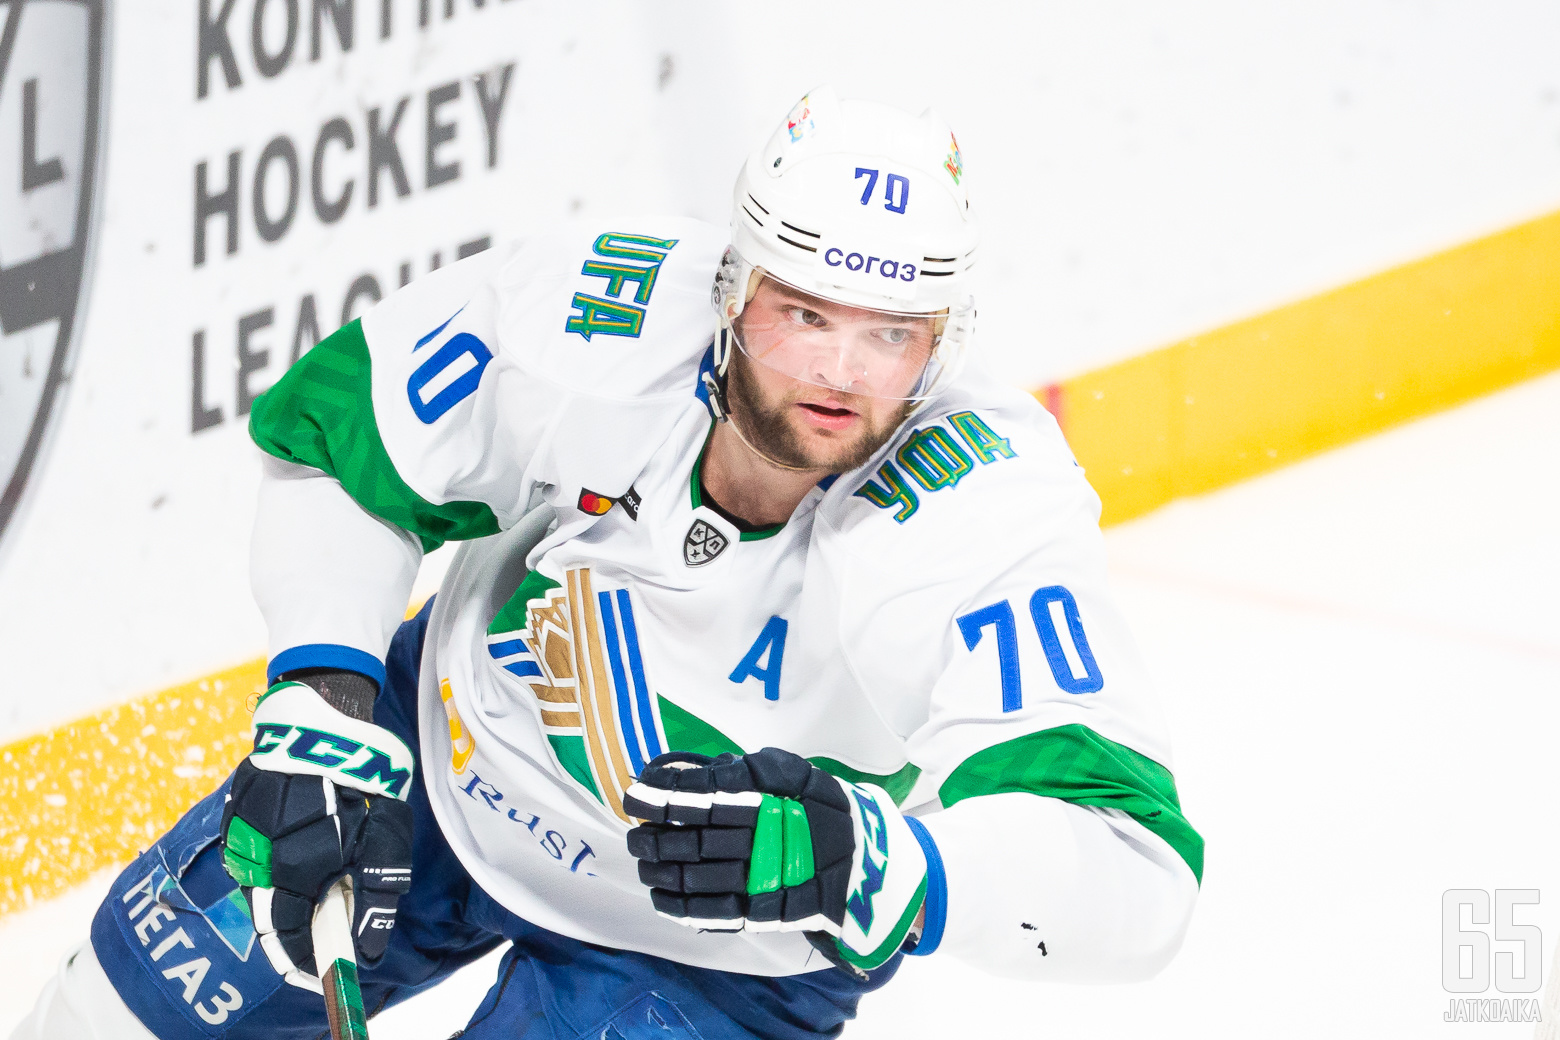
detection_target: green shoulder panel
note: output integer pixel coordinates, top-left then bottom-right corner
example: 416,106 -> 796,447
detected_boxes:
248,320 -> 500,553
940,724 -> 1204,883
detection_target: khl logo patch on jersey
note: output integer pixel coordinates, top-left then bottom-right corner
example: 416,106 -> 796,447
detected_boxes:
0,0 -> 107,559
683,519 -> 728,566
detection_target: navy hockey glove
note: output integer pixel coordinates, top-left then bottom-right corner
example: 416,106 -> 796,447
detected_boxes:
624,748 -> 934,975
220,681 -> 415,992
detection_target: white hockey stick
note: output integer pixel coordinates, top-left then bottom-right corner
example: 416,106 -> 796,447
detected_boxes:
313,877 -> 369,1040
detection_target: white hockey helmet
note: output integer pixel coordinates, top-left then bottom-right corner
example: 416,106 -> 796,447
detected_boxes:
711,86 -> 979,403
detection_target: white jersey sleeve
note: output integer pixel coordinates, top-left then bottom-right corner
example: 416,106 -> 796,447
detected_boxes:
822,367 -> 1201,980
248,219 -> 727,685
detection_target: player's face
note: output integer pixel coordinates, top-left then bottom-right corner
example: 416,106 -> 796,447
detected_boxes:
732,280 -> 938,401
727,281 -> 925,472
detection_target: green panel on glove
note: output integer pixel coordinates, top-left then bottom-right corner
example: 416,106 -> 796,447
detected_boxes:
223,816 -> 273,888
781,799 -> 814,887
747,796 -> 817,894
748,795 -> 784,895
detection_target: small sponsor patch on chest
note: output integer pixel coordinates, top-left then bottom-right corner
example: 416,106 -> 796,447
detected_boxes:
683,519 -> 728,566
619,484 -> 642,521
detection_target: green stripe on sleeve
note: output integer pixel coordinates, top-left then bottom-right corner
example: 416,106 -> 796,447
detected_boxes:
940,724 -> 1203,883
248,319 -> 500,553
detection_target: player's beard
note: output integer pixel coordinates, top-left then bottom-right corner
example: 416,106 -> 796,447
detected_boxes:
724,350 -> 912,474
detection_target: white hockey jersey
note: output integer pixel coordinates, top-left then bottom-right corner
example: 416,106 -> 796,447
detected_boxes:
248,218 -> 1201,981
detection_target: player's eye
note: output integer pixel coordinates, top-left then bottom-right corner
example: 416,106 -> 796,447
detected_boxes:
784,306 -> 826,328
873,327 -> 910,345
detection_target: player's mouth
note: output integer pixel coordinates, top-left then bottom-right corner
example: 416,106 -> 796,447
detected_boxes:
795,400 -> 859,431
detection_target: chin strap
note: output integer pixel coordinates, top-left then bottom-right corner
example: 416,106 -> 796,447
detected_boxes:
724,409 -> 816,473
701,369 -> 730,424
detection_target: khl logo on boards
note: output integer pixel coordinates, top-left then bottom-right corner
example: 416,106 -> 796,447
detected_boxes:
0,0 -> 107,555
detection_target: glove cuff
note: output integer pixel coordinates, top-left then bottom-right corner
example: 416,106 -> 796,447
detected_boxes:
829,780 -> 930,971
250,682 -> 416,800
901,815 -> 947,957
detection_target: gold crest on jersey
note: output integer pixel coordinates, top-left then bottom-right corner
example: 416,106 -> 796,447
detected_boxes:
486,567 -> 668,824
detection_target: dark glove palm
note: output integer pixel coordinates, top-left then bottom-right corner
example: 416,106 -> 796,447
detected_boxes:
625,747 -> 933,977
623,749 -> 856,932
222,760 -> 412,985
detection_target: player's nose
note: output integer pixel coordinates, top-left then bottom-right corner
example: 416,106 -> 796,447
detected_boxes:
800,335 -> 871,393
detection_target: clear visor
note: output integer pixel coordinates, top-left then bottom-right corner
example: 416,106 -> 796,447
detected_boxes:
730,275 -> 970,402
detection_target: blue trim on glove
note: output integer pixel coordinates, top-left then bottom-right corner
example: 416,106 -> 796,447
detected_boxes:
903,815 -> 947,957
268,643 -> 387,688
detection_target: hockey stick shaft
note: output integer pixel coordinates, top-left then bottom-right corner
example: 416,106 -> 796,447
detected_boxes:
313,877 -> 370,1040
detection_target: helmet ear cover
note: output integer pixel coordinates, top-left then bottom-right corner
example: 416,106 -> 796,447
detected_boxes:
710,246 -> 751,381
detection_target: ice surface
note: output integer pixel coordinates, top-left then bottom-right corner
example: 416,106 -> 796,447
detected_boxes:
3,372 -> 1556,1036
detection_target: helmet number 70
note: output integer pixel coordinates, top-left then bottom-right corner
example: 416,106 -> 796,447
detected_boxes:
854,168 -> 910,214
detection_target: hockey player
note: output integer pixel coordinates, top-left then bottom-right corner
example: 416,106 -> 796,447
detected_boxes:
14,87 -> 1201,1040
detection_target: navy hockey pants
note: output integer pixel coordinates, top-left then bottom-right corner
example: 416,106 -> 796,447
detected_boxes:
89,600 -> 898,1040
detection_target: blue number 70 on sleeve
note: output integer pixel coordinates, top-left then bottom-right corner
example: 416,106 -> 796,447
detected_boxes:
956,586 -> 1104,712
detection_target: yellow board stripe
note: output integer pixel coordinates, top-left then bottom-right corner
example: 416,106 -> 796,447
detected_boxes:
5,209 -> 1559,918
0,659 -> 266,916
1049,208 -> 1560,526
